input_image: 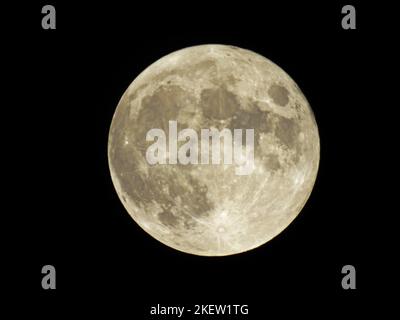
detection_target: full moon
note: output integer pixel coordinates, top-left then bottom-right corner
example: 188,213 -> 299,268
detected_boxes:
108,44 -> 320,256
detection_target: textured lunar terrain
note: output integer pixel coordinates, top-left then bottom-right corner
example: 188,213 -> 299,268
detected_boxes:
108,45 -> 320,256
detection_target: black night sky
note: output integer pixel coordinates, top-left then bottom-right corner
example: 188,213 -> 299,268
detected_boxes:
3,1 -> 394,318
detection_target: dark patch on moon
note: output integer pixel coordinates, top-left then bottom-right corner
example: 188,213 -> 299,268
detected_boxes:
264,154 -> 281,171
274,116 -> 299,150
158,209 -> 179,227
191,59 -> 217,74
268,84 -> 290,106
139,85 -> 185,131
231,106 -> 271,134
230,105 -> 271,154
200,87 -> 240,120
133,84 -> 197,153
273,115 -> 302,165
256,113 -> 303,171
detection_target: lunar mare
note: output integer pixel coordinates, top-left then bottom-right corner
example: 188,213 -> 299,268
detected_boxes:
108,44 -> 320,256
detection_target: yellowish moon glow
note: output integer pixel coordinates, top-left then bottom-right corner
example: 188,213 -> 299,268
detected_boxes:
108,45 -> 320,256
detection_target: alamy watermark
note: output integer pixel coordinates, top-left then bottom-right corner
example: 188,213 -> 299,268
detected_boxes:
145,120 -> 255,176
341,5 -> 356,30
41,264 -> 56,290
41,5 -> 56,30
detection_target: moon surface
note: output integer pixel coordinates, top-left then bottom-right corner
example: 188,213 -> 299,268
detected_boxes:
108,44 -> 320,256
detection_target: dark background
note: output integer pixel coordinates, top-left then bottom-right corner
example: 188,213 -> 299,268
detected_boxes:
4,1 -> 393,318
